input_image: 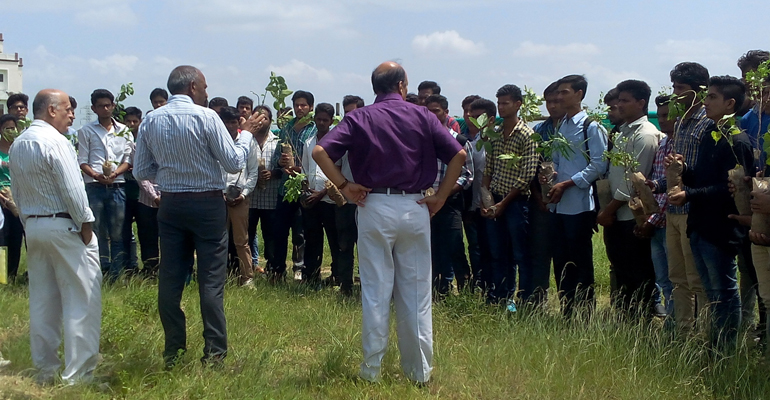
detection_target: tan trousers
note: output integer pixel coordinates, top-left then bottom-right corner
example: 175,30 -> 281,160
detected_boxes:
666,212 -> 706,331
227,199 -> 253,282
750,244 -> 770,308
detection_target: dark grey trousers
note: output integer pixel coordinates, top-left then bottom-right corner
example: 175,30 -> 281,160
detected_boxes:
157,193 -> 228,362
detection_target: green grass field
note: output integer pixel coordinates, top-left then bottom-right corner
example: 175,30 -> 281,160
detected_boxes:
1,232 -> 768,399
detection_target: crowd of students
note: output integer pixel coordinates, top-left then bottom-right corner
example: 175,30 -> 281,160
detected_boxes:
2,50 -> 770,360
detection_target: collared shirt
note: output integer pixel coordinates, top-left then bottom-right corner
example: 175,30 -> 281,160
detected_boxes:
466,130 -> 486,211
272,117 -> 317,196
607,115 -> 661,221
250,131 -> 281,210
446,116 -> 461,134
133,95 -> 249,192
65,127 -> 79,151
77,119 -> 133,183
551,111 -> 609,215
533,117 -> 558,143
138,179 -> 160,208
484,119 -> 538,198
317,92 -> 462,192
648,135 -> 672,227
432,129 -> 474,191
224,131 -> 260,197
9,120 -> 95,229
739,105 -> 769,149
302,133 -> 334,204
656,106 -> 713,214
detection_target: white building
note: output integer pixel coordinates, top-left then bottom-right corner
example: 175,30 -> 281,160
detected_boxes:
0,33 -> 24,115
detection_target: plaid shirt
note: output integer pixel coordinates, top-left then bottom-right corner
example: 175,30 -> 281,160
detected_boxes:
432,129 -> 473,190
648,135 -> 673,227
658,106 -> 713,214
484,119 -> 538,197
251,132 -> 282,209
272,118 -> 317,196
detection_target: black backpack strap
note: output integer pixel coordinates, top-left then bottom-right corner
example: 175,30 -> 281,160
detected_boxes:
455,132 -> 469,148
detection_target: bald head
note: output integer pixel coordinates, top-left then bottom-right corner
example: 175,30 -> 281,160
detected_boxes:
167,65 -> 209,106
32,89 -> 73,133
371,61 -> 408,96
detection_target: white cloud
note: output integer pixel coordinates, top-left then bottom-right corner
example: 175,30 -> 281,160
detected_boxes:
88,54 -> 140,77
653,39 -> 733,66
267,59 -> 334,83
513,41 -> 601,58
412,31 -> 486,56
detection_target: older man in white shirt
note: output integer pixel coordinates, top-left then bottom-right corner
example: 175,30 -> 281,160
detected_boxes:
77,89 -> 133,282
10,89 -> 101,385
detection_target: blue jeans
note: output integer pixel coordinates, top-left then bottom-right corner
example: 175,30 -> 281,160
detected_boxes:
690,231 -> 741,349
651,227 -> 674,317
86,184 -> 127,282
486,196 -> 530,303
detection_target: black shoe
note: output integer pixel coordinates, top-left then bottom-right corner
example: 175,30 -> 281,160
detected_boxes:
164,349 -> 187,371
653,303 -> 667,318
201,353 -> 226,369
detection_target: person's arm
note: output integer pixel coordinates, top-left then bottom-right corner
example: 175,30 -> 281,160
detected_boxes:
241,139 -> 260,197
420,150 -> 467,215
49,141 -> 95,231
206,114 -> 247,174
488,129 -> 539,218
133,122 -> 158,181
682,141 -> 733,202
456,141 -> 474,190
571,122 -> 608,188
313,145 -> 370,206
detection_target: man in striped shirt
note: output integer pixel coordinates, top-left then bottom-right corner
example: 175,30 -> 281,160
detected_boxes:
9,89 -> 101,385
133,65 -> 267,368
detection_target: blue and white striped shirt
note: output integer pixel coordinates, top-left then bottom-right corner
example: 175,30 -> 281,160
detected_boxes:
133,95 -> 250,193
9,120 -> 95,229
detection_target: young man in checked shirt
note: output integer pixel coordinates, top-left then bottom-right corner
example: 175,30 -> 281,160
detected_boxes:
481,84 -> 539,307
425,94 -> 474,296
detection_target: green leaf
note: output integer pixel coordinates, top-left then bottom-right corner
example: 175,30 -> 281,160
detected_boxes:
711,130 -> 721,143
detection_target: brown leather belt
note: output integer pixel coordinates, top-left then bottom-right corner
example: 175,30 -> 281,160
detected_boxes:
28,213 -> 72,219
161,190 -> 222,199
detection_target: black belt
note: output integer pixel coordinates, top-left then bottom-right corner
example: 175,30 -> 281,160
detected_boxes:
161,190 -> 222,199
87,182 -> 126,188
28,213 -> 72,219
370,187 -> 425,195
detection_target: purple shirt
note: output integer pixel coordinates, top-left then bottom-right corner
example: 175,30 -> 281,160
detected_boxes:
318,92 -> 462,192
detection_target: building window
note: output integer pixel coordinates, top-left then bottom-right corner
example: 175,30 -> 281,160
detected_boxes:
0,74 -> 4,82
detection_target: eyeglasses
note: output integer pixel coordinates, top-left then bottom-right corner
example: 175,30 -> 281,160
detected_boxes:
9,105 -> 27,111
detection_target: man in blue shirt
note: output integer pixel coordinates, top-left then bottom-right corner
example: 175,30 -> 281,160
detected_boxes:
548,75 -> 608,318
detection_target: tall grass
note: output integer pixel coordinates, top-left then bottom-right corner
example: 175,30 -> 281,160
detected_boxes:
0,233 -> 768,399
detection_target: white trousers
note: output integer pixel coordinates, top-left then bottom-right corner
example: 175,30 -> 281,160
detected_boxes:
26,217 -> 102,384
357,193 -> 433,382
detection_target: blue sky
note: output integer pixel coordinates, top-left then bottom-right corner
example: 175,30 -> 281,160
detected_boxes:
2,0 -> 768,127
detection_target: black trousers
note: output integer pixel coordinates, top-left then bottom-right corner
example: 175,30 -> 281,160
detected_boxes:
604,219 -> 657,316
431,194 -> 467,294
248,208 -> 277,270
136,203 -> 160,272
335,203 -> 357,291
303,201 -> 339,283
123,197 -> 139,272
1,206 -> 24,279
157,194 -> 228,362
552,211 -> 597,318
273,198 -> 305,275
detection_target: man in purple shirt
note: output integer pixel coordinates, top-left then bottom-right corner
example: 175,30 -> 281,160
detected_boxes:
312,61 -> 466,384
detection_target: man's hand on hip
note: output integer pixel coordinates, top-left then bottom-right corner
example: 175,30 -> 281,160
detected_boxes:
341,183 -> 371,207
418,194 -> 446,218
81,222 -> 93,245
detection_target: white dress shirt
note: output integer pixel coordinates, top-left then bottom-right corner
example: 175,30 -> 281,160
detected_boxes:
77,119 -> 133,183
302,134 -> 334,204
133,95 -> 249,192
224,131 -> 260,197
9,120 -> 95,229
249,131 -> 282,210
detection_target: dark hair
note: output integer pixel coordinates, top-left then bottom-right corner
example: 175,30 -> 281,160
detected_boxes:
208,97 -> 228,108
371,65 -> 407,95
124,106 -> 143,119
69,96 -> 78,110
314,103 -> 335,119
90,89 -> 114,105
0,113 -> 18,127
236,96 -> 254,109
604,87 -> 620,104
253,105 -> 273,121
654,95 -> 671,107
543,81 -> 560,98
737,50 -> 770,73
461,95 -> 481,109
418,80 -> 440,94
670,62 -> 709,91
496,84 -> 523,102
557,75 -> 588,100
150,88 -> 169,101
218,106 -> 240,122
292,90 -> 314,107
342,95 -> 365,109
469,98 -> 497,120
616,80 -> 652,113
405,93 -> 419,104
425,94 -> 448,110
7,93 -> 28,107
708,75 -> 746,114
